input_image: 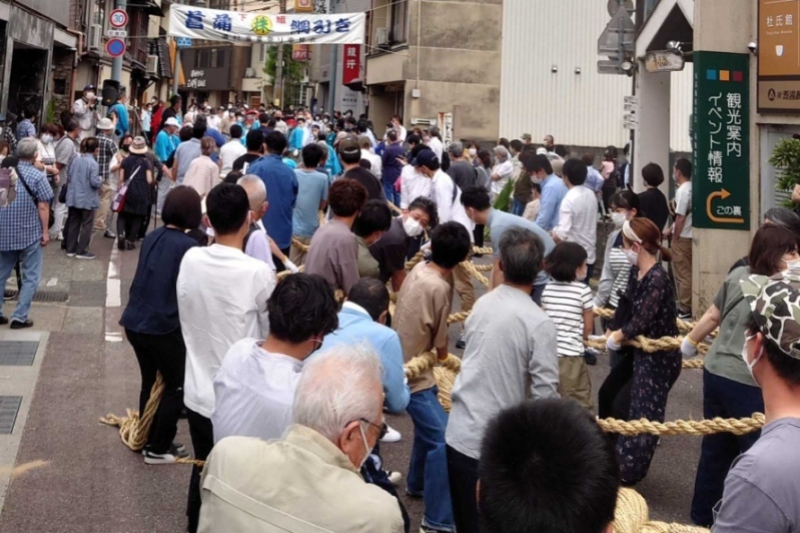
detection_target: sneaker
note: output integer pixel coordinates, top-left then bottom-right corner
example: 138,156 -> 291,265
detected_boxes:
678,311 -> 692,321
584,349 -> 599,366
142,442 -> 188,457
380,424 -> 402,443
75,252 -> 96,260
117,237 -> 125,251
103,230 -> 116,239
125,240 -> 136,251
387,471 -> 402,485
0,317 -> 8,325
143,444 -> 188,465
66,252 -> 75,258
9,319 -> 33,329
455,332 -> 466,350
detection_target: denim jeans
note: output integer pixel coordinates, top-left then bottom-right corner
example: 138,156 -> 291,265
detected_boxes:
383,180 -> 401,209
512,199 -> 525,216
0,241 -> 42,323
690,369 -> 763,527
406,386 -> 455,531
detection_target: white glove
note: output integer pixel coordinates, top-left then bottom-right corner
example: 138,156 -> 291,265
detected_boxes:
681,337 -> 698,358
606,335 -> 622,352
284,259 -> 299,273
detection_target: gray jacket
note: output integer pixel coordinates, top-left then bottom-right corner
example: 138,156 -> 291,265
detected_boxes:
66,153 -> 102,210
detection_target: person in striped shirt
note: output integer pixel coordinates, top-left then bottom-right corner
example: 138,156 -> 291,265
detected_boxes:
542,242 -> 595,412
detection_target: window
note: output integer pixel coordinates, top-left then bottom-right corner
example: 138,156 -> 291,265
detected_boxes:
390,0 -> 408,43
198,49 -> 210,68
259,44 -> 266,63
211,48 -> 218,68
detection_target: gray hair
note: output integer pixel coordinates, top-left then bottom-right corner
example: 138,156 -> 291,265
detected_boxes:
17,138 -> 38,160
237,174 -> 267,211
448,141 -> 464,158
494,145 -> 510,162
499,227 -> 544,286
293,343 -> 384,443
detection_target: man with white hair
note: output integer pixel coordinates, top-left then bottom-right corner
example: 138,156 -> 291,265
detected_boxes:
200,344 -> 405,533
0,138 -> 53,328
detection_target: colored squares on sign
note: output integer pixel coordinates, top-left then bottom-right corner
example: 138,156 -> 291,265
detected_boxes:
706,69 -> 744,83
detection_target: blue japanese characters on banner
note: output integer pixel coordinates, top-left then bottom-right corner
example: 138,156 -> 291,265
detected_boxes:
169,5 -> 365,45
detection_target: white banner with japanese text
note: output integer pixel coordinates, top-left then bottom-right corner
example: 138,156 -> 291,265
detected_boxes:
169,5 -> 365,45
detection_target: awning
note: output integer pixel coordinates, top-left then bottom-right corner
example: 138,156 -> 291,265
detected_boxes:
152,37 -> 173,79
54,28 -> 77,49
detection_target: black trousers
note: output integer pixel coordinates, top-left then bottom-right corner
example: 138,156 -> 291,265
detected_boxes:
66,207 -> 94,254
272,246 -> 291,273
447,445 -> 480,533
186,409 -> 214,533
117,212 -> 144,242
598,351 -> 634,446
472,224 -> 485,248
125,328 -> 185,454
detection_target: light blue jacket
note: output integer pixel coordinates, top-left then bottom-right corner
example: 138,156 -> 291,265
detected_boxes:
535,173 -> 568,231
318,303 -> 410,413
66,154 -> 102,210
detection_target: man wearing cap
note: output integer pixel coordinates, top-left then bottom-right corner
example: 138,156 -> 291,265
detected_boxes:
340,137 -> 384,201
73,85 -> 98,141
713,271 -> 800,532
93,118 -> 119,238
522,133 -> 533,145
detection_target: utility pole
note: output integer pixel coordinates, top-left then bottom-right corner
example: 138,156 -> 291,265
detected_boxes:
111,0 -> 127,82
172,45 -> 181,96
275,0 -> 287,108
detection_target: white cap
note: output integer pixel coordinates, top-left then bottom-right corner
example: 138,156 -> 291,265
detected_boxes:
164,117 -> 180,127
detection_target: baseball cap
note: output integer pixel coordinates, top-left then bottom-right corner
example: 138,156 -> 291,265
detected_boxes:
522,133 -> 532,141
412,148 -> 440,170
741,271 -> 800,359
338,136 -> 360,155
84,84 -> 95,91
164,117 -> 180,128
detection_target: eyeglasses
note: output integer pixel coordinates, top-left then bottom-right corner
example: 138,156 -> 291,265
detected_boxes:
352,418 -> 387,440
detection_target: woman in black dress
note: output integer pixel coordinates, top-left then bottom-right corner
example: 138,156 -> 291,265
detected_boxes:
117,136 -> 153,250
599,217 -> 681,485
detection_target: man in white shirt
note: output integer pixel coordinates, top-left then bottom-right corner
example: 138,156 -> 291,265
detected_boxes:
391,115 -> 407,143
552,159 -> 598,283
427,127 -> 444,160
72,85 -> 98,141
212,273 -> 339,443
177,182 -> 276,533
669,158 -> 693,319
218,124 -> 247,180
359,135 -> 382,181
237,174 -> 278,272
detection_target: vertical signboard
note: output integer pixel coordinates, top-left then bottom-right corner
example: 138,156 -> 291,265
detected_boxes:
295,0 -> 314,13
342,43 -> 360,84
292,44 -> 310,61
693,51 -> 750,230
758,0 -> 800,112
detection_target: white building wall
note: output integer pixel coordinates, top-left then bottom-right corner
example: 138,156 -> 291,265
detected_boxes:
500,0 -> 693,153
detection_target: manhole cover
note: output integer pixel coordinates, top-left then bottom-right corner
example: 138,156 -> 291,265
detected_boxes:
0,341 -> 38,366
0,396 -> 22,434
3,290 -> 68,303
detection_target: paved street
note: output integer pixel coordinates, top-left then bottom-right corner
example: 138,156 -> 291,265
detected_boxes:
0,230 -> 705,532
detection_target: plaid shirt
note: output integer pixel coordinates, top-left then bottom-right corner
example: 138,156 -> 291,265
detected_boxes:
96,133 -> 118,182
15,119 -> 35,141
1,126 -> 16,154
0,161 -> 53,251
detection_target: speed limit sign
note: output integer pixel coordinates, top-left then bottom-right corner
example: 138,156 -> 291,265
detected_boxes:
109,8 -> 128,29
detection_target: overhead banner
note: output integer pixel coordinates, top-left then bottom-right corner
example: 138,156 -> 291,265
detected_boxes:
169,5 -> 365,45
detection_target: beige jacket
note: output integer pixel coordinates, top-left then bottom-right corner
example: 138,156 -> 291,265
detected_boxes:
198,425 -> 405,533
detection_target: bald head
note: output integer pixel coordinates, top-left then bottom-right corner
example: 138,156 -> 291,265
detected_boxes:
237,174 -> 267,213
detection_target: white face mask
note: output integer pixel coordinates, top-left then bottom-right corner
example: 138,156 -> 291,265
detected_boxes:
41,134 -> 53,144
468,148 -> 477,157
784,258 -> 800,273
85,92 -> 94,100
358,423 -> 372,469
741,334 -> 763,385
610,212 -> 628,228
624,248 -> 639,266
403,216 -> 423,237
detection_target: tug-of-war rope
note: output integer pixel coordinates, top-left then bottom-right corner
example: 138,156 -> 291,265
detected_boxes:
99,239 -> 763,526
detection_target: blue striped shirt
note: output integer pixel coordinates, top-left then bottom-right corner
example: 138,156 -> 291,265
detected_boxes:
0,161 -> 53,251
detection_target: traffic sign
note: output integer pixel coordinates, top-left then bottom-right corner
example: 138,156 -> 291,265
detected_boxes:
624,95 -> 639,105
106,30 -> 128,38
623,113 -> 638,124
623,121 -> 637,130
106,38 -> 126,58
176,37 -> 193,48
109,8 -> 128,29
598,6 -> 635,58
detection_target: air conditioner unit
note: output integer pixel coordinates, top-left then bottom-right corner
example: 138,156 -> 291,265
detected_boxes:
374,27 -> 389,46
88,24 -> 102,51
146,54 -> 159,75
245,67 -> 256,78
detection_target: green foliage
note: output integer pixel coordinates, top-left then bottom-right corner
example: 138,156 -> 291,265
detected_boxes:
264,45 -> 306,107
45,99 -> 56,125
769,138 -> 800,207
492,178 -> 515,213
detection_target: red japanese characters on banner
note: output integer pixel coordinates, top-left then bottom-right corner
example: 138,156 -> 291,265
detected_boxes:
342,44 -> 361,84
292,44 -> 310,62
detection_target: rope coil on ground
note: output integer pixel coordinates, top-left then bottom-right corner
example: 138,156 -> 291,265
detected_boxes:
99,375 -> 165,452
614,488 -> 709,533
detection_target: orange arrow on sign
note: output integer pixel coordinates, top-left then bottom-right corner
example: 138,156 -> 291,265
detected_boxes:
706,188 -> 745,224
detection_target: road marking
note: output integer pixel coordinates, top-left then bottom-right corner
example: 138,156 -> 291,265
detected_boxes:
45,277 -> 57,287
105,244 -> 123,342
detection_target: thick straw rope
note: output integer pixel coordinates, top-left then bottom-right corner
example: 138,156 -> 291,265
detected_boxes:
614,488 -> 710,533
593,307 -> 717,338
597,413 -> 765,437
585,336 -> 710,357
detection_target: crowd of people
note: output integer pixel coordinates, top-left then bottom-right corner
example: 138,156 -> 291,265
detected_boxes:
0,83 -> 796,533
